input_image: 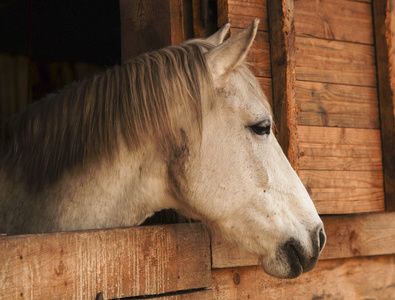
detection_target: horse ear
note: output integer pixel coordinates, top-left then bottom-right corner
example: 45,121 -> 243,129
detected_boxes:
206,19 -> 259,84
205,23 -> 231,46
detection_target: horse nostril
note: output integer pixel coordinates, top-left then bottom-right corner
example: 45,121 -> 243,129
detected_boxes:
319,228 -> 326,252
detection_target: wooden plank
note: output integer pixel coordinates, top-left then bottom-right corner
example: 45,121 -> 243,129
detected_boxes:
230,28 -> 271,78
295,0 -> 374,44
267,0 -> 299,170
211,255 -> 395,299
299,170 -> 383,189
211,212 -> 395,269
299,156 -> 382,171
310,188 -> 385,214
120,0 -> 185,62
299,143 -> 382,158
298,111 -> 380,129
372,0 -> 395,211
296,81 -> 380,128
227,0 -> 268,31
295,36 -> 377,87
0,224 -> 211,299
298,125 -> 382,146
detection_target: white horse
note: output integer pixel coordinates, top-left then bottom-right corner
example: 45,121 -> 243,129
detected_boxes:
0,20 -> 325,278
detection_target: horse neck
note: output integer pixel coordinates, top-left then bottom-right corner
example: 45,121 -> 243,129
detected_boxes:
109,140 -> 180,226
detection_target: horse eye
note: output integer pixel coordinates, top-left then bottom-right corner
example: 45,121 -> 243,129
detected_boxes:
250,121 -> 271,136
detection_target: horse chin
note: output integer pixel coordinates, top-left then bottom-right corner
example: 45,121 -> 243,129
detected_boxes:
260,253 -> 304,279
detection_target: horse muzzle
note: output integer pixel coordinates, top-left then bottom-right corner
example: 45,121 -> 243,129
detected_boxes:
280,225 -> 326,278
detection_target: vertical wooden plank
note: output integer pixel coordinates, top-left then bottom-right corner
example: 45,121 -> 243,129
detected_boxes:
120,0 -> 185,63
372,0 -> 395,211
267,0 -> 299,170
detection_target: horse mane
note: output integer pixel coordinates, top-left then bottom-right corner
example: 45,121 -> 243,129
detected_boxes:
0,42 -> 215,192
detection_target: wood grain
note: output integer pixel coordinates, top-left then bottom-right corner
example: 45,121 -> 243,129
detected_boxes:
211,212 -> 395,269
227,0 -> 268,31
0,224 -> 211,299
211,255 -> 395,299
373,0 -> 395,211
267,0 -> 299,170
296,80 -> 380,128
155,289 -> 213,300
309,188 -> 385,214
298,125 -> 382,146
295,0 -> 374,44
120,0 -> 185,62
295,36 -> 377,87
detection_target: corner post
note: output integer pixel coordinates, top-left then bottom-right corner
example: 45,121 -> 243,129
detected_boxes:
267,0 -> 299,171
372,0 -> 395,211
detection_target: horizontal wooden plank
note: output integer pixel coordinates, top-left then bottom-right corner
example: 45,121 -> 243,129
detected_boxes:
228,0 -> 268,31
296,81 -> 380,128
299,142 -> 382,158
299,170 -> 383,189
212,255 -> 395,299
312,188 -> 385,214
298,111 -> 380,129
299,156 -> 382,171
298,125 -> 382,146
0,224 -> 211,300
211,212 -> 395,269
295,36 -> 377,87
295,0 -> 374,44
231,28 -> 271,78
296,81 -> 379,104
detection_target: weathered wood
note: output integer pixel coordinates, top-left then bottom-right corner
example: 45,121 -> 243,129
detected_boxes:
299,142 -> 382,159
211,255 -> 395,299
296,81 -> 380,128
154,289 -> 213,300
120,0 -> 185,62
298,125 -> 382,146
211,213 -> 395,269
0,224 -> 211,299
295,36 -> 377,87
224,0 -> 268,31
299,156 -> 382,172
230,28 -> 271,78
295,0 -> 374,44
299,170 -> 383,189
372,0 -> 395,211
267,0 -> 299,170
310,188 -> 385,214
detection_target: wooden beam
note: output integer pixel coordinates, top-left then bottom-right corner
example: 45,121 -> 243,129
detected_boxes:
0,224 -> 211,299
372,0 -> 395,211
211,212 -> 395,269
212,255 -> 395,299
120,0 -> 185,63
267,0 -> 299,170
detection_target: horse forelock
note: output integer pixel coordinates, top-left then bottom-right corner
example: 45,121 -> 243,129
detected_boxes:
0,43 -> 215,192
